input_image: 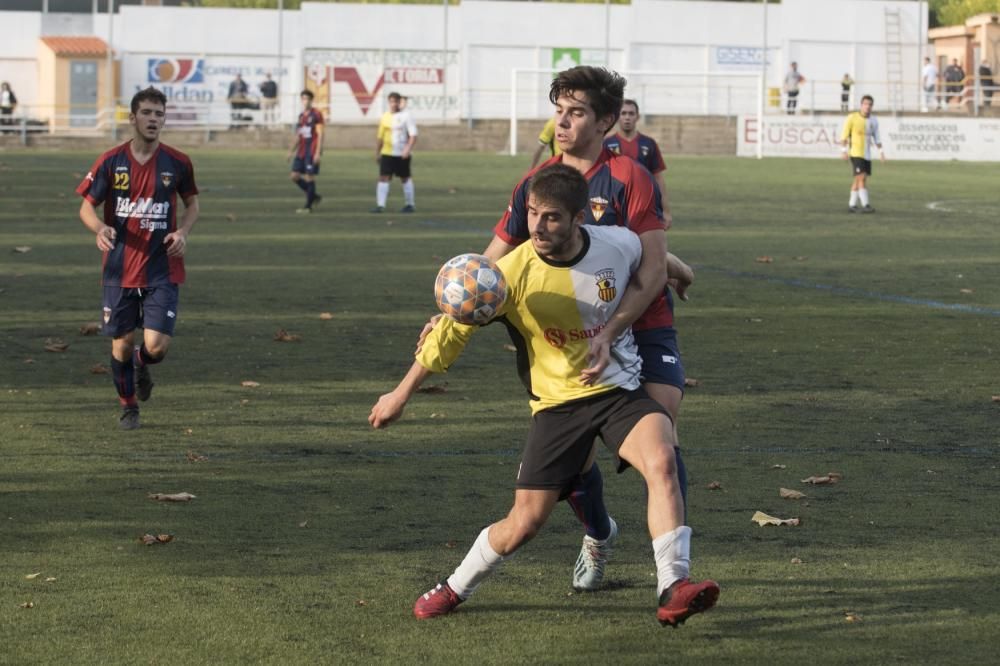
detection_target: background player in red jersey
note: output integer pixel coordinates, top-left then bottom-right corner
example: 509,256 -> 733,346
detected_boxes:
288,89 -> 324,214
603,99 -> 673,228
76,87 -> 200,430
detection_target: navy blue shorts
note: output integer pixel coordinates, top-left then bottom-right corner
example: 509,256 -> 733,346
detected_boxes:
517,388 -> 669,496
634,326 -> 685,389
292,155 -> 319,176
102,285 -> 179,337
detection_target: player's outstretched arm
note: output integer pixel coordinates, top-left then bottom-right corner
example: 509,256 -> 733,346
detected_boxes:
369,361 -> 433,429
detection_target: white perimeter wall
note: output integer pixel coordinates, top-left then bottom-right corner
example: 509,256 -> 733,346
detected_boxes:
0,0 -> 928,123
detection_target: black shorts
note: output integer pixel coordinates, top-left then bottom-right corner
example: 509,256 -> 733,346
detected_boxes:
102,284 -> 179,337
516,388 -> 670,497
850,157 -> 872,176
379,155 -> 411,179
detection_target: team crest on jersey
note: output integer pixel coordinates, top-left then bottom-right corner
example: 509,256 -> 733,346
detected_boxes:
640,145 -> 650,157
160,172 -> 173,188
608,143 -> 621,155
595,269 -> 617,302
590,196 -> 609,222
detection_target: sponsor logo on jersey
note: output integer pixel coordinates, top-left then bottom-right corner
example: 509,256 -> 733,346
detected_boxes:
662,355 -> 678,365
543,324 -> 606,349
589,196 -> 609,222
139,219 -> 169,231
595,268 -> 617,302
116,197 -> 170,220
148,58 -> 205,84
160,172 -> 173,188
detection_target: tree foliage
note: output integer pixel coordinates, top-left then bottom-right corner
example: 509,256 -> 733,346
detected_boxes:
930,0 -> 1000,27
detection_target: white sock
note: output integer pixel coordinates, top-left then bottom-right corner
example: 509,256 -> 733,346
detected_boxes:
376,181 -> 390,207
446,526 -> 506,600
652,525 -> 691,597
859,188 -> 870,206
849,190 -> 860,207
402,180 -> 415,206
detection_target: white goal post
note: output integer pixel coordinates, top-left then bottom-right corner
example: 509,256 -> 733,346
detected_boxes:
510,68 -> 765,159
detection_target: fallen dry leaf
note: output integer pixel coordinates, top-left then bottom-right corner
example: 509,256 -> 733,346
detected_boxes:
772,464 -> 787,469
706,481 -> 722,490
684,377 -> 700,388
780,487 -> 807,500
90,363 -> 109,375
319,312 -> 334,320
992,395 -> 1000,403
139,533 -> 174,545
44,577 -> 57,582
502,344 -> 517,352
959,288 -> 973,294
751,511 -> 800,527
299,521 -> 308,528
445,540 -> 458,549
845,612 -> 862,623
794,256 -> 808,261
225,213 -> 237,222
23,358 -> 35,364
13,246 -> 32,254
147,492 -> 196,502
24,572 -> 42,580
240,399 -> 250,405
79,322 -> 101,335
447,188 -> 457,194
416,385 -> 448,394
755,256 -> 773,263
183,428 -> 193,435
273,329 -> 302,342
748,317 -> 763,323
186,450 -> 208,463
429,413 -> 445,419
801,472 -> 843,485
355,599 -> 367,607
44,338 -> 69,353
241,380 -> 260,388
790,557 -> 804,565
20,602 -> 34,609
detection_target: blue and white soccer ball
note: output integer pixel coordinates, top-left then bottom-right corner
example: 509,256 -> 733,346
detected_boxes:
434,253 -> 507,325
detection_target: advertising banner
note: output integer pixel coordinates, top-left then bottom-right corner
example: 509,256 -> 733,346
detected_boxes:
737,114 -> 1000,161
303,49 -> 459,122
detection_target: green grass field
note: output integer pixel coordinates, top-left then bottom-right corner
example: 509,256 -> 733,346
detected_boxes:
1,148 -> 998,664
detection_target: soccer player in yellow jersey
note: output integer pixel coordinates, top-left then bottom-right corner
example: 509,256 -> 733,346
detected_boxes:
372,91 -> 418,213
369,164 -> 719,627
840,94 -> 885,213
529,117 -> 562,168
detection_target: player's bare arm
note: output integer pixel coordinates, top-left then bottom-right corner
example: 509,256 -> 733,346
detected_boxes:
666,252 -> 694,301
656,173 -> 673,229
79,199 -> 116,251
375,137 -> 383,163
313,124 -> 324,164
402,135 -> 416,160
369,361 -> 433,429
164,194 -> 199,258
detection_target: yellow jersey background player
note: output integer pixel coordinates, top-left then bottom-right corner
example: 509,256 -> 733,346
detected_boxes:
840,94 -> 885,214
373,92 -> 418,213
530,117 -> 563,168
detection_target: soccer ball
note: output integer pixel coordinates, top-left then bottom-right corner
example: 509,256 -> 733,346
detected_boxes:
434,253 -> 507,325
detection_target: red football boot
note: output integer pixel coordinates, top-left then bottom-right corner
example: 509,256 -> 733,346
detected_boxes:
413,582 -> 463,620
656,578 -> 720,627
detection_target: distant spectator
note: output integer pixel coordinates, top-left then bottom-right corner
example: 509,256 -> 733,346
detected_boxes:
921,57 -> 939,112
0,82 -> 17,125
227,73 -> 249,129
783,62 -> 806,115
259,73 -> 278,125
944,58 -> 965,107
979,60 -> 994,108
840,73 -> 854,112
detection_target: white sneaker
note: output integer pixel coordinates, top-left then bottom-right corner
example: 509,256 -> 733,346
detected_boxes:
572,517 -> 618,591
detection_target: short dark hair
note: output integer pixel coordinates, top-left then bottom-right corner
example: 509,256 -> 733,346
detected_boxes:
300,89 -> 314,100
861,94 -> 874,104
528,164 -> 590,217
388,91 -> 402,101
130,86 -> 167,114
622,98 -> 639,114
550,66 -> 626,132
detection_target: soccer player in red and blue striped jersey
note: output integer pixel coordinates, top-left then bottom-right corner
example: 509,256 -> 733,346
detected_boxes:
603,99 -> 672,228
77,86 -> 199,430
288,89 -> 324,213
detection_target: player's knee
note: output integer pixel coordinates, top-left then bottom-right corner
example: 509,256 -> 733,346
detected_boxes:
508,508 -> 546,544
642,442 -> 678,483
289,172 -> 300,182
144,341 -> 169,359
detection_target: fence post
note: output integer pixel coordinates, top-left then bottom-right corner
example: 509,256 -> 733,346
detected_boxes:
20,117 -> 27,146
